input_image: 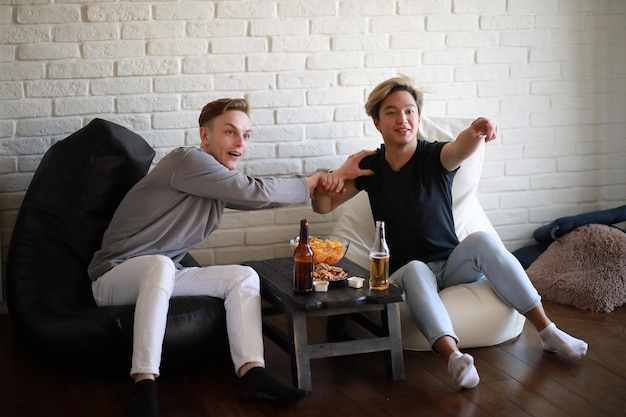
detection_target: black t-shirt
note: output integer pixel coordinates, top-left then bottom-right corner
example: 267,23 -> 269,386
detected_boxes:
355,141 -> 459,274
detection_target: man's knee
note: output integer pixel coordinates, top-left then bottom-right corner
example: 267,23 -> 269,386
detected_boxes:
465,231 -> 502,251
142,255 -> 176,290
236,265 -> 260,291
393,260 -> 434,288
215,265 -> 260,293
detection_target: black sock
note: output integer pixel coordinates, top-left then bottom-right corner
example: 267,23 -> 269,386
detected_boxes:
237,367 -> 306,404
130,379 -> 157,417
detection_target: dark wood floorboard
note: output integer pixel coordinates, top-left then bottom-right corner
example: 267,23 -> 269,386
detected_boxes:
0,302 -> 624,417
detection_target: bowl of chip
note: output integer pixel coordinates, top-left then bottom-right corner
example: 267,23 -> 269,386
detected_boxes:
289,235 -> 350,265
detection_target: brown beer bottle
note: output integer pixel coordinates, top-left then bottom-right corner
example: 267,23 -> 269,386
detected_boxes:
369,220 -> 390,290
293,219 -> 314,294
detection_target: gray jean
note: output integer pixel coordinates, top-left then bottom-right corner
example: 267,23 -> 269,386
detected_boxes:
390,231 -> 540,349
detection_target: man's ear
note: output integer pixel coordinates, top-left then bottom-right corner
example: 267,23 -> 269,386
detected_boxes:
373,118 -> 381,132
200,126 -> 210,144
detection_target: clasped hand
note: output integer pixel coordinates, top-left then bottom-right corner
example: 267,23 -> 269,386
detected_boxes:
311,150 -> 375,198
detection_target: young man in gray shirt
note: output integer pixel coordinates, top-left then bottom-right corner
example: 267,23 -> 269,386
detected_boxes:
89,98 -> 371,416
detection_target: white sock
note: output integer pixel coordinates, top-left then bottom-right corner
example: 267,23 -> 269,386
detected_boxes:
447,351 -> 480,389
539,322 -> 588,360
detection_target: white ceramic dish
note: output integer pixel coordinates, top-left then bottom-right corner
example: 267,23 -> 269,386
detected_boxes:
313,280 -> 329,292
348,277 -> 365,289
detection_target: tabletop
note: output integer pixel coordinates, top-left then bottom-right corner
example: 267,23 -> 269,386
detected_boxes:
244,257 -> 404,312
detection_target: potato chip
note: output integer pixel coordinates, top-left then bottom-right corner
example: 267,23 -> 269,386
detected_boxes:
309,238 -> 346,265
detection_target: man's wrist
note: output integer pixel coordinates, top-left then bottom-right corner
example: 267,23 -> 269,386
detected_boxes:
297,169 -> 331,178
471,117 -> 483,127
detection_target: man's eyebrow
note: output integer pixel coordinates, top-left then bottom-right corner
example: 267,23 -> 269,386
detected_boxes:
382,103 -> 416,111
223,122 -> 252,135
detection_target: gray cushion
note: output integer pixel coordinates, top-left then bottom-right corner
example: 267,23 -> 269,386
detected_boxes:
527,224 -> 626,313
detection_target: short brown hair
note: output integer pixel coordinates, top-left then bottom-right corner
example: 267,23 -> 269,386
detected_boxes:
198,98 -> 249,128
364,75 -> 423,120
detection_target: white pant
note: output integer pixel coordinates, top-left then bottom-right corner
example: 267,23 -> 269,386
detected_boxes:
91,255 -> 265,377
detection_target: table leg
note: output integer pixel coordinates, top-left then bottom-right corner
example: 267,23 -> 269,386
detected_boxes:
286,309 -> 313,391
384,302 -> 405,381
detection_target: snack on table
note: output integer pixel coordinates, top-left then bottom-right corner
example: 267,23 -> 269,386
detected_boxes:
309,237 -> 347,264
313,262 -> 349,282
290,235 -> 350,265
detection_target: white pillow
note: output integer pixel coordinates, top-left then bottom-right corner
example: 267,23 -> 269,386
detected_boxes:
333,115 -> 525,351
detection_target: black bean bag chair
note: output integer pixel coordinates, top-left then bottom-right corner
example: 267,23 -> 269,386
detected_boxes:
7,118 -> 230,377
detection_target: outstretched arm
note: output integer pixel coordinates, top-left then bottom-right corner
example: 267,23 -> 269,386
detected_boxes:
440,117 -> 498,172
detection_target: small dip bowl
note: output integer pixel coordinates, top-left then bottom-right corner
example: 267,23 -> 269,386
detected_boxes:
313,280 -> 329,292
348,277 -> 365,289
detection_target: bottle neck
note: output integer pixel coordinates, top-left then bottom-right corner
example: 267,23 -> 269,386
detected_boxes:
299,220 -> 309,242
372,220 -> 389,254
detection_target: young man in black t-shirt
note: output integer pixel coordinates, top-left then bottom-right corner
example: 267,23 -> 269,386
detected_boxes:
313,75 -> 588,390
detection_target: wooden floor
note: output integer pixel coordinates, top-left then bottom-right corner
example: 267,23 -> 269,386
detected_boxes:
0,302 -> 624,417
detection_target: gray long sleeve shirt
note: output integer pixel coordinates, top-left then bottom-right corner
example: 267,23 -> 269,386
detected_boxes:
88,146 -> 310,280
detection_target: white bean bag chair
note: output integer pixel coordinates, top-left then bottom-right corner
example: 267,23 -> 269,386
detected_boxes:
333,116 -> 526,351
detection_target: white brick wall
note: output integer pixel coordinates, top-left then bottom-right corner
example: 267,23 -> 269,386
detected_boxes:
1,0 -> 625,308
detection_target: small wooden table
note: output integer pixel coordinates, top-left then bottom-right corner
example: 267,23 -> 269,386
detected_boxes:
244,257 -> 405,391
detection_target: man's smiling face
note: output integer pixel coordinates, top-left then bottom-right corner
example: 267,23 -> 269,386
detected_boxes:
373,90 -> 420,146
200,110 -> 252,170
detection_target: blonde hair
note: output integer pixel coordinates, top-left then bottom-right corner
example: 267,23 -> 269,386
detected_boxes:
199,98 -> 249,128
364,75 -> 424,120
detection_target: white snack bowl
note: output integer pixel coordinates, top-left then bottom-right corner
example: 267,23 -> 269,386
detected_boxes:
313,280 -> 329,292
348,277 -> 365,289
